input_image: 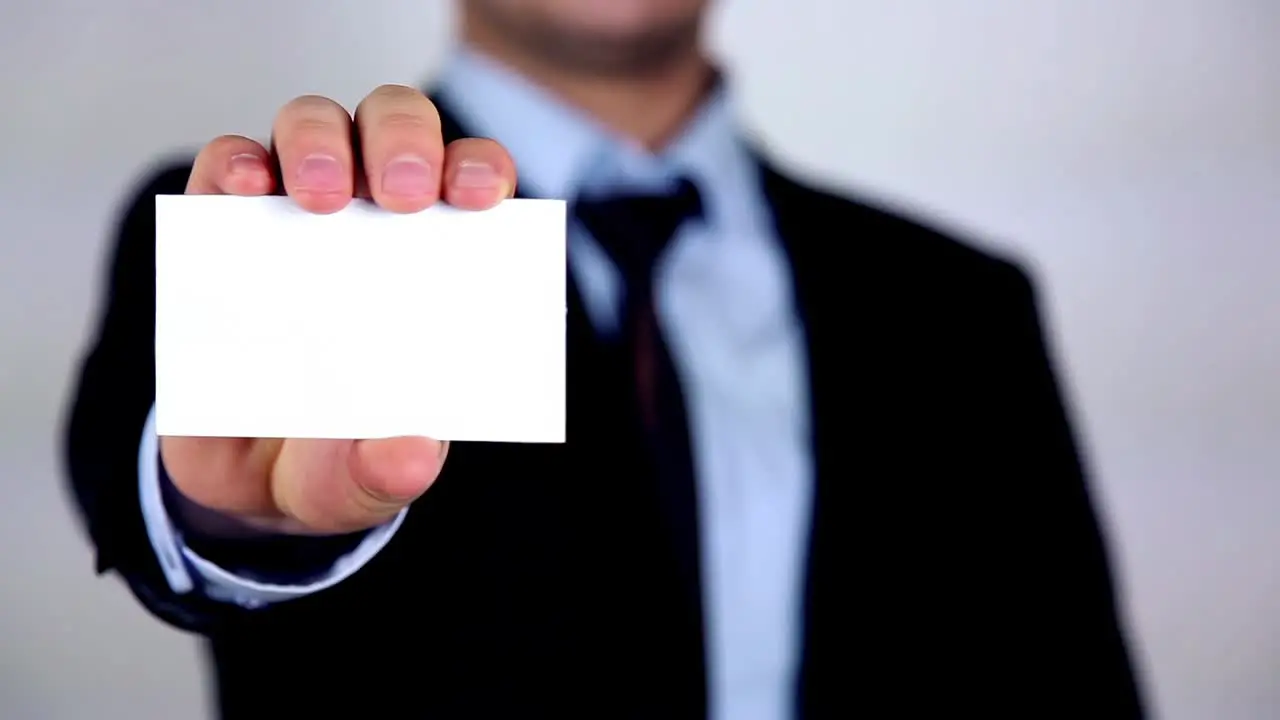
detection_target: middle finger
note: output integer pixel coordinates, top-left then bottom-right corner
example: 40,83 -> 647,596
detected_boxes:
272,94 -> 356,213
354,84 -> 445,213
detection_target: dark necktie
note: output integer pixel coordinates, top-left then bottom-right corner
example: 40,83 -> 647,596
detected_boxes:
574,177 -> 703,427
573,179 -> 707,692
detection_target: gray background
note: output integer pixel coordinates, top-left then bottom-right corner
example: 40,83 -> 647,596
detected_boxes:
1,1 -> 1276,718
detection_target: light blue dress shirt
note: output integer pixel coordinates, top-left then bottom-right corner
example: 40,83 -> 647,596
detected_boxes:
138,48 -> 814,720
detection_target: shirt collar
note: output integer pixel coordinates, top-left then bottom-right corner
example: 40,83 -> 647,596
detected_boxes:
433,47 -> 764,232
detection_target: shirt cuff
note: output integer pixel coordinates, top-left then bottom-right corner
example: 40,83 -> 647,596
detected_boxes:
137,404 -> 408,608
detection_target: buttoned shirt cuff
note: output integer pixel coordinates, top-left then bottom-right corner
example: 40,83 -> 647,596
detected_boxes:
137,404 -> 407,608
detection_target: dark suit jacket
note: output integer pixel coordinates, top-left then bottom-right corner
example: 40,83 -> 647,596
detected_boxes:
63,103 -> 1146,718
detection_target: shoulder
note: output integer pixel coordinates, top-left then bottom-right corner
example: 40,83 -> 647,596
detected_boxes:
762,159 -> 1038,309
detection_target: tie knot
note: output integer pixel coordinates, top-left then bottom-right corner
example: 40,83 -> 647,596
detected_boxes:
573,177 -> 704,288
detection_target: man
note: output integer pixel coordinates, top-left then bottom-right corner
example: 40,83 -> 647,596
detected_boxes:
64,0 -> 1146,717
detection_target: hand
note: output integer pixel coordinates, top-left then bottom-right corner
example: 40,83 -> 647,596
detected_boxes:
160,85 -> 517,536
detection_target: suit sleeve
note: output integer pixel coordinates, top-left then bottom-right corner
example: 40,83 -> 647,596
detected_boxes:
62,160 -> 231,632
995,262 -> 1148,717
62,162 -> 406,632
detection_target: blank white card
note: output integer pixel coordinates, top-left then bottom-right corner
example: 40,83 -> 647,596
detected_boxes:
154,195 -> 566,442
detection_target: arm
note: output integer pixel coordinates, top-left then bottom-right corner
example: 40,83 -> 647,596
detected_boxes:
138,404 -> 408,607
994,262 -> 1147,717
62,161 -> 404,631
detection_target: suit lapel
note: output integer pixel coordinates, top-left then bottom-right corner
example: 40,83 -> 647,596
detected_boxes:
442,93 -> 852,714
440,93 -> 852,714
435,96 -> 709,712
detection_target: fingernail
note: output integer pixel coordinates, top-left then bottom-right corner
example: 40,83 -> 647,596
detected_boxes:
229,153 -> 265,176
452,160 -> 500,189
295,153 -> 344,192
381,154 -> 434,197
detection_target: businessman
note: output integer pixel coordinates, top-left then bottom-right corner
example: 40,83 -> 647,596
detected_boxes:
65,0 -> 1146,717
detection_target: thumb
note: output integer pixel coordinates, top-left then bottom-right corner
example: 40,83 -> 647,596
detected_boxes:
271,437 -> 448,533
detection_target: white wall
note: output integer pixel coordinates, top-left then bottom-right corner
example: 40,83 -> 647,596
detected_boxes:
1,1 -> 1276,717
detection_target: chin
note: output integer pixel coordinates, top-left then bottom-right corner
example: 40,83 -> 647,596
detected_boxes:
543,0 -> 705,37
468,0 -> 706,76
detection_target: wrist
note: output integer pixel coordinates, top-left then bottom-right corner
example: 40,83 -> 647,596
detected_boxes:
158,454 -> 370,581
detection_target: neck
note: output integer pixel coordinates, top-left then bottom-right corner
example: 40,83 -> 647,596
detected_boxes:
461,28 -> 716,151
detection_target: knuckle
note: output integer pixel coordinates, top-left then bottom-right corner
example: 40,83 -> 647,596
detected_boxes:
275,95 -> 349,134
291,116 -> 343,136
197,134 -> 252,168
354,481 -> 398,510
367,83 -> 426,105
349,477 -> 410,520
284,93 -> 346,115
377,111 -> 436,134
278,117 -> 351,154
451,136 -> 497,152
205,133 -> 249,153
358,86 -> 439,125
